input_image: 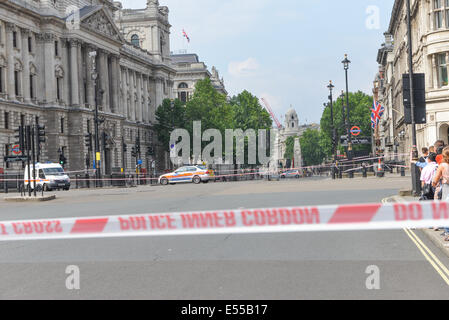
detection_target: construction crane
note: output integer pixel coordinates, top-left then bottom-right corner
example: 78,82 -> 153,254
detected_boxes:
261,97 -> 283,129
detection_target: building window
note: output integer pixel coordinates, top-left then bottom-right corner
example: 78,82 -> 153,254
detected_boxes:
5,144 -> 10,168
438,53 -> 448,86
4,111 -> 9,129
29,74 -> 34,99
60,117 -> 64,133
179,92 -> 187,103
54,40 -> 58,56
434,0 -> 444,29
14,71 -> 20,96
56,77 -> 62,101
0,66 -> 3,93
131,34 -> 140,47
12,31 -> 17,48
20,114 -> 25,127
28,36 -> 32,53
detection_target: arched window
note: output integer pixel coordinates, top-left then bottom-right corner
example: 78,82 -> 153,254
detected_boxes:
131,34 -> 140,47
178,82 -> 188,89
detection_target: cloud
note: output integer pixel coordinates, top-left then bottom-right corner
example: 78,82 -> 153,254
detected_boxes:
228,58 -> 260,77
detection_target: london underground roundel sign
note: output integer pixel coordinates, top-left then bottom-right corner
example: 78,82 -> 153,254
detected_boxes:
350,126 -> 361,136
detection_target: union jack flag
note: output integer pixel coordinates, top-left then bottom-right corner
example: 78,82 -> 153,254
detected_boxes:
371,99 -> 385,129
182,29 -> 190,43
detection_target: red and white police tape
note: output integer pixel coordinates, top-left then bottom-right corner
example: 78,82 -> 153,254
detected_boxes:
1,201 -> 449,241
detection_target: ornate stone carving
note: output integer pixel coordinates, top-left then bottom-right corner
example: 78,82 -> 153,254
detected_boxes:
69,38 -> 82,48
55,65 -> 64,78
29,62 -> 37,75
36,33 -> 56,43
82,10 -> 122,42
14,59 -> 23,71
5,23 -> 15,32
0,55 -> 6,67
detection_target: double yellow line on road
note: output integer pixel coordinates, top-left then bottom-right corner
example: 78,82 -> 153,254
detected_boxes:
404,228 -> 449,286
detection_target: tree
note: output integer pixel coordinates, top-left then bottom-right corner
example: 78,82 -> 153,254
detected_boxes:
155,98 -> 185,152
284,136 -> 296,160
229,90 -> 272,131
300,129 -> 325,166
320,91 -> 373,158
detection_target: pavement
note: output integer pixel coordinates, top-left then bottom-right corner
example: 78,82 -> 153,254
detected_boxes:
1,175 -> 449,299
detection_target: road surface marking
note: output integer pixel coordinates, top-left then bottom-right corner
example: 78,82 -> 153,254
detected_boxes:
407,228 -> 449,278
403,228 -> 449,286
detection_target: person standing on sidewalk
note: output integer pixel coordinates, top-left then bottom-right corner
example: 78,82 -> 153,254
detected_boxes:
432,147 -> 449,240
420,152 -> 438,200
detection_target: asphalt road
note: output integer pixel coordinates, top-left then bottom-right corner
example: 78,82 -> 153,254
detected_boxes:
1,176 -> 449,299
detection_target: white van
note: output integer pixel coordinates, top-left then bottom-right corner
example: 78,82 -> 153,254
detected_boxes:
24,163 -> 71,191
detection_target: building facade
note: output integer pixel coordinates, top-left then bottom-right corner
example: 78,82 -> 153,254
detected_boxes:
170,53 -> 227,103
377,0 -> 449,160
0,0 -> 177,175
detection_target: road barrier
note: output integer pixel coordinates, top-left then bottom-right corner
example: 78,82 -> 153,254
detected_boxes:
1,201 -> 449,241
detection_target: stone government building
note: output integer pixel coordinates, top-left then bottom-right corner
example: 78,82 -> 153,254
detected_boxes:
374,0 -> 449,159
0,0 -> 226,175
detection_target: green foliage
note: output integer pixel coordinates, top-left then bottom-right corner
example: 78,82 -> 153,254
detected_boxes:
284,136 -> 296,160
320,91 -> 373,157
155,98 -> 185,152
185,78 -> 234,134
300,129 -> 325,166
154,79 -> 272,164
229,90 -> 272,131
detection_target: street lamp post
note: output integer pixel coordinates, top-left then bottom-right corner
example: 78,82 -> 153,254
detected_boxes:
327,80 -> 336,180
342,54 -> 354,178
406,0 -> 420,195
89,50 -> 102,187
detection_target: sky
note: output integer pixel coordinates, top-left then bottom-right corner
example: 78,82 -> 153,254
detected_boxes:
120,0 -> 394,125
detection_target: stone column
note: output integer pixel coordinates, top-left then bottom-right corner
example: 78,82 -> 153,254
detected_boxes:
111,55 -> 119,114
69,39 -> 80,106
21,28 -> 31,103
155,77 -> 164,113
129,69 -> 135,120
433,54 -> 439,89
143,76 -> 149,123
98,49 -> 110,112
78,42 -> 85,107
6,23 -> 15,100
121,67 -> 128,117
42,33 -> 56,103
136,72 -> 142,122
85,45 -> 96,108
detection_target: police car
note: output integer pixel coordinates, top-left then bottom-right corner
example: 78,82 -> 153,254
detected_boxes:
280,169 -> 301,179
159,165 -> 213,185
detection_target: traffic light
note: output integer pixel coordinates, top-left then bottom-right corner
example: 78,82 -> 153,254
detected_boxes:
84,133 -> 92,151
147,146 -> 154,156
102,132 -> 110,150
135,135 -> 141,155
123,143 -> 127,153
36,125 -> 45,159
14,126 -> 25,153
59,154 -> 67,167
36,125 -> 46,143
131,146 -> 137,158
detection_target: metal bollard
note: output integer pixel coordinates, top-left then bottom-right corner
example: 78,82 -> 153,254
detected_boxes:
401,166 -> 405,177
76,175 -> 79,189
363,167 -> 367,178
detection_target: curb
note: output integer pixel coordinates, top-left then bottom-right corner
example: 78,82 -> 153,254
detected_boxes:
3,195 -> 56,202
384,194 -> 449,259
